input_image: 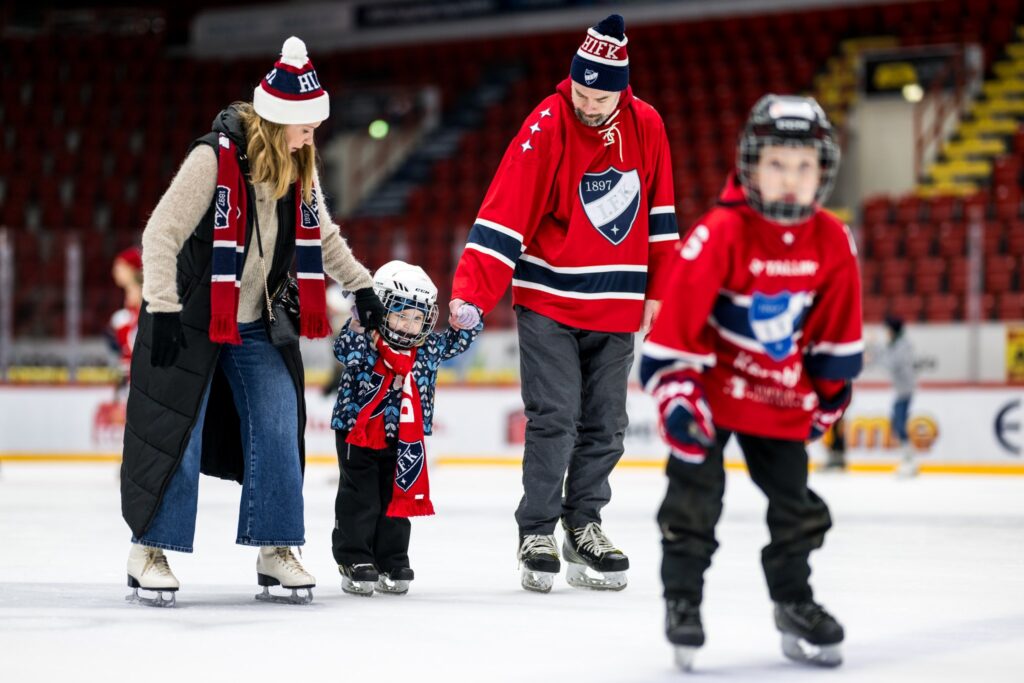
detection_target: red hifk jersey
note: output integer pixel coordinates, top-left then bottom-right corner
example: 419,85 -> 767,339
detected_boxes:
451,78 -> 679,333
641,176 -> 864,441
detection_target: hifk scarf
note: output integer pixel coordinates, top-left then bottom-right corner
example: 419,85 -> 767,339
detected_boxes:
346,336 -> 435,518
209,133 -> 331,344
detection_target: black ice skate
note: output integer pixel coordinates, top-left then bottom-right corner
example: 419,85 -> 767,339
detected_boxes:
255,546 -> 315,605
518,534 -> 560,593
774,600 -> 844,667
125,543 -> 179,608
666,599 -> 705,671
376,567 -> 414,595
561,521 -> 629,591
339,563 -> 379,596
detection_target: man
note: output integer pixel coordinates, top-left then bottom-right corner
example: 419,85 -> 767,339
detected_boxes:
448,14 -> 679,593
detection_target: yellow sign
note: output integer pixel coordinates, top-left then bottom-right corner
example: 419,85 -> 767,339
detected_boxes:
846,414 -> 938,451
1008,326 -> 1024,384
873,62 -> 918,90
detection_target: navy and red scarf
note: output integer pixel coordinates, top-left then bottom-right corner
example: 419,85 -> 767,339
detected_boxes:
209,133 -> 331,343
346,336 -> 435,518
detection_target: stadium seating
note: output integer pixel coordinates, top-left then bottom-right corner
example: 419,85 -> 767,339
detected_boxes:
2,0 -> 1023,335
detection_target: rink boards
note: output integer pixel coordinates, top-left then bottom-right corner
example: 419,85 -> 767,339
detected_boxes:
0,384 -> 1021,473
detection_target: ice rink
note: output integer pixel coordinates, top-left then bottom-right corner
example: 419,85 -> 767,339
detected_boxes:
1,460 -> 1022,682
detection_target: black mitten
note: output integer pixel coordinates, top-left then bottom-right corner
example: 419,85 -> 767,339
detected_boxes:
354,287 -> 386,331
150,312 -> 188,367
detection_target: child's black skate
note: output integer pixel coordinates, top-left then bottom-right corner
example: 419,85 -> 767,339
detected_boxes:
774,599 -> 844,667
561,521 -> 628,591
376,567 -> 414,595
518,534 -> 560,593
665,599 -> 704,671
339,563 -> 379,597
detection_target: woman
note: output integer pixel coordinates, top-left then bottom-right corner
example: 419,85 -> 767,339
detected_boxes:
120,36 -> 385,607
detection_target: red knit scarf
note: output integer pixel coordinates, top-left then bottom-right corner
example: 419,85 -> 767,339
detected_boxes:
209,134 -> 331,344
346,336 -> 435,518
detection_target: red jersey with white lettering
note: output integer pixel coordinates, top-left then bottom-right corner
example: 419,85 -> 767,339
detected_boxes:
640,175 -> 864,440
110,305 -> 139,376
451,78 -> 679,333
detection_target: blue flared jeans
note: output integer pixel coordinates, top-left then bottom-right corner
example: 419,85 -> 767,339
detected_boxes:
134,322 -> 305,552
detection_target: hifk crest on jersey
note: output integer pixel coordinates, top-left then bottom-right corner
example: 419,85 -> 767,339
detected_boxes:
748,291 -> 807,361
578,167 -> 641,245
214,186 -> 231,229
356,371 -> 388,418
395,439 -> 425,491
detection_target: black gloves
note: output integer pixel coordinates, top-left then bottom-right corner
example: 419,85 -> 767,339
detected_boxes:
150,312 -> 188,367
354,287 -> 386,331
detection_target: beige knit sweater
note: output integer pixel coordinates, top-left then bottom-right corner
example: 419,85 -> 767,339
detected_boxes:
141,145 -> 373,322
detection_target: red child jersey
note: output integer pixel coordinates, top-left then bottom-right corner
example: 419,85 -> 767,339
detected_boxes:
641,176 -> 864,441
451,78 -> 679,333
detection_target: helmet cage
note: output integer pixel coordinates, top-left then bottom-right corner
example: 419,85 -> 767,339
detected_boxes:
376,289 -> 438,349
736,96 -> 841,223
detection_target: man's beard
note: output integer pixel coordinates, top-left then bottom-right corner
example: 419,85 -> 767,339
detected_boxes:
574,108 -> 610,127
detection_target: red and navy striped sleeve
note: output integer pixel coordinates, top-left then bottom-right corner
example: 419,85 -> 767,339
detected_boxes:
451,100 -> 563,314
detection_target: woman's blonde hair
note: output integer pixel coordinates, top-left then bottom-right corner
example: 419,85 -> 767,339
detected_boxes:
235,102 -> 317,203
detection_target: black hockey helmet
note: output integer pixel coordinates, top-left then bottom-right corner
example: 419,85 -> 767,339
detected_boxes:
736,94 -> 840,223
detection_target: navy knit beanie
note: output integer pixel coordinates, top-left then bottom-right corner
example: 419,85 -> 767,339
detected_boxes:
570,14 -> 629,92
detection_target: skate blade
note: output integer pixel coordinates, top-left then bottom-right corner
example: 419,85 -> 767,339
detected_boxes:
375,578 -> 410,595
255,585 -> 314,605
781,633 -> 842,667
565,562 -> 627,591
673,645 -> 700,672
126,587 -> 177,608
520,568 -> 556,593
341,578 -> 375,597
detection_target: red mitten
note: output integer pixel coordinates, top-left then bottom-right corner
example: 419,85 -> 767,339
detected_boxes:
652,369 -> 715,463
809,382 -> 852,441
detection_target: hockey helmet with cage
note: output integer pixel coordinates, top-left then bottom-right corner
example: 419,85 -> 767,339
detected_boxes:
736,94 -> 840,223
372,260 -> 439,348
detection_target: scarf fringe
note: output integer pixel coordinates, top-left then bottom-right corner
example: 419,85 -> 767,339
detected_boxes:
346,422 -> 390,450
386,498 -> 435,518
209,314 -> 242,345
300,312 -> 332,339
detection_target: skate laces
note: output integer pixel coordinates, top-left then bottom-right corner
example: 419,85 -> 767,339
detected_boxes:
144,548 -> 173,578
273,546 -> 308,577
520,534 -> 558,559
572,522 -> 618,557
789,601 -> 833,628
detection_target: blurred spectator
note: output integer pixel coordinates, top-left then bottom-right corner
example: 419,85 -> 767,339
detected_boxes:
107,246 -> 143,393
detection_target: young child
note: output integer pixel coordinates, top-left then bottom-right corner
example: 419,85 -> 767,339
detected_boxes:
640,95 -> 863,670
330,260 -> 482,596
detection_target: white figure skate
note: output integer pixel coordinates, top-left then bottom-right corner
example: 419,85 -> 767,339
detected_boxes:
255,546 -> 315,604
126,543 -> 179,608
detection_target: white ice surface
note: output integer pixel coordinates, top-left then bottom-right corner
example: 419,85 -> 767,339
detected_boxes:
1,462 -> 1023,682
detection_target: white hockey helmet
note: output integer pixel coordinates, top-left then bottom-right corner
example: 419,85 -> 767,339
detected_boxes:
372,260 -> 438,348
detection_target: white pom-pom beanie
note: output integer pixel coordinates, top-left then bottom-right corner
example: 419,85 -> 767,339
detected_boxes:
253,36 -> 330,124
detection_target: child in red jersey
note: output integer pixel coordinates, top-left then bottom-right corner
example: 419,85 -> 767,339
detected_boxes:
640,95 -> 863,671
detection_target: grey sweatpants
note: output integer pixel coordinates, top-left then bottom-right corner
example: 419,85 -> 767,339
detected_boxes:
514,306 -> 635,535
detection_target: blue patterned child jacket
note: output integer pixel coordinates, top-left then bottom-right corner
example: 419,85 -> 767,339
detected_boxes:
330,319 -> 482,440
